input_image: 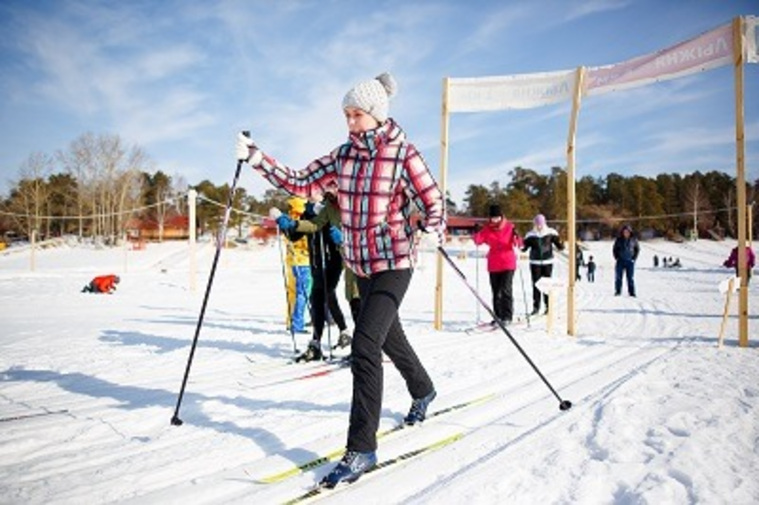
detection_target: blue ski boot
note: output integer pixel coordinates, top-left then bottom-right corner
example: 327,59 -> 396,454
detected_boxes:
403,390 -> 437,425
320,450 -> 377,488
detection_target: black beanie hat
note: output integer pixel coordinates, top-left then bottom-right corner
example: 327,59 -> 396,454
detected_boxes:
488,204 -> 502,218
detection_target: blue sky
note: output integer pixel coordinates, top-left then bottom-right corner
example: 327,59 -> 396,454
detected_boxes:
1,0 -> 757,207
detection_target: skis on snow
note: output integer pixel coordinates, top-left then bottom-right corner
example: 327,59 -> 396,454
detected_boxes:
283,432 -> 463,504
251,393 -> 494,484
465,314 -> 540,334
237,358 -> 351,391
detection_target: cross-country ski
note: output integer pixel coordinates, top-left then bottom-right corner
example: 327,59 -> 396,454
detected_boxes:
283,433 -> 463,504
250,393 -> 494,484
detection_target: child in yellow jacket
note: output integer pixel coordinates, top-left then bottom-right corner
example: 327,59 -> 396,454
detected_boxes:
284,197 -> 311,333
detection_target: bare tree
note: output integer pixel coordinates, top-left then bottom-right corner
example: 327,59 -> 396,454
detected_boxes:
683,177 -> 712,238
172,173 -> 189,215
58,133 -> 150,242
58,133 -> 98,238
7,152 -> 53,240
143,170 -> 173,242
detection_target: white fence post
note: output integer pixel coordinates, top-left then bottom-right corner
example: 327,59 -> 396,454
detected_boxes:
188,189 -> 197,292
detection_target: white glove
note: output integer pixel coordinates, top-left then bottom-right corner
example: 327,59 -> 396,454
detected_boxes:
236,132 -> 262,164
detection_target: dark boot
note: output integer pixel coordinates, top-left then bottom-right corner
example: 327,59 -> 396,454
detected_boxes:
296,340 -> 323,362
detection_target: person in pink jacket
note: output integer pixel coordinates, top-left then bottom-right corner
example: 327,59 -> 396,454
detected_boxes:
473,204 -> 522,325
723,245 -> 755,285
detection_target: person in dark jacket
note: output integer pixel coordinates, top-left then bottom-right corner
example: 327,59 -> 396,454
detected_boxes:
277,189 -> 361,361
277,195 -> 353,361
575,244 -> 585,281
587,255 -> 596,283
521,214 -> 564,315
612,224 -> 640,296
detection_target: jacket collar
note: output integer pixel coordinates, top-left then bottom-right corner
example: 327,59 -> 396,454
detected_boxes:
348,118 -> 405,154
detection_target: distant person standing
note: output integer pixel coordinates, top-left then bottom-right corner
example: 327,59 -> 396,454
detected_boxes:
587,255 -> 596,283
612,224 -> 640,297
521,214 -> 563,315
723,245 -> 756,285
575,244 -> 584,281
472,204 -> 522,325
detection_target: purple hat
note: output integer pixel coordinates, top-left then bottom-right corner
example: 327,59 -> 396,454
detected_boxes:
534,214 -> 546,226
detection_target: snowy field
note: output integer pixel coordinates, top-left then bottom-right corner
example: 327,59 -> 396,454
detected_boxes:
0,236 -> 757,504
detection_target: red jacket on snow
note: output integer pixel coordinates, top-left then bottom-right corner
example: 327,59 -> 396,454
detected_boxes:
473,220 -> 522,272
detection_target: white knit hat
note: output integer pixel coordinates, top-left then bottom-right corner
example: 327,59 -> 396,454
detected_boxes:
342,72 -> 398,123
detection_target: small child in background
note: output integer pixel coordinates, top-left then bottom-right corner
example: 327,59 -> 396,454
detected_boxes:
587,256 -> 596,283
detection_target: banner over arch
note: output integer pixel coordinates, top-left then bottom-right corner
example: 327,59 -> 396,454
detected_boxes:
446,16 -> 757,112
435,15 -> 756,344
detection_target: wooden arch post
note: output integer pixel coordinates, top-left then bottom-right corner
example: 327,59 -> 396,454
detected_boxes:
434,77 -> 451,330
733,16 -> 749,347
566,66 -> 586,337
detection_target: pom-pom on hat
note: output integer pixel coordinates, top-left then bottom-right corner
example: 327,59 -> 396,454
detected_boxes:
488,204 -> 502,218
342,72 -> 398,123
534,214 -> 546,226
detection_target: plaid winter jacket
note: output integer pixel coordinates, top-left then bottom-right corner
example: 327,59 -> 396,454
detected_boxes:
251,119 -> 444,276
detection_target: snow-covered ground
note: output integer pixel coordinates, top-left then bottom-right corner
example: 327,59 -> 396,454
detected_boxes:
1,236 -> 757,504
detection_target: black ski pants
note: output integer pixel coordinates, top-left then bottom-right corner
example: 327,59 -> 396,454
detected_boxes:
489,270 -> 515,322
530,263 -> 553,311
310,256 -> 348,342
348,268 -> 434,452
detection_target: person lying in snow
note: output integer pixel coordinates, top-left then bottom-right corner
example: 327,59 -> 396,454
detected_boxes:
81,274 -> 120,294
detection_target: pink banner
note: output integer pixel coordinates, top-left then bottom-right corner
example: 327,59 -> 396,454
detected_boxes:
446,18 -> 754,112
587,23 -> 733,95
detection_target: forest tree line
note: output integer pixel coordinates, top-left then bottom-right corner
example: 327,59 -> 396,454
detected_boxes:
1,133 -> 757,243
459,166 -> 758,240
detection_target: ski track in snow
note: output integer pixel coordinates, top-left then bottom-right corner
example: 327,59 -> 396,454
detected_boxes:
1,238 -> 758,504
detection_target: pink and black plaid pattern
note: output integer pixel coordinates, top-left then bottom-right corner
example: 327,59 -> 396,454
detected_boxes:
252,119 -> 444,276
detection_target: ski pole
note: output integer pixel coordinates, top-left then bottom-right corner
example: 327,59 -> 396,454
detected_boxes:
270,208 -> 299,355
171,130 -> 250,426
318,231 -> 333,360
438,245 -> 572,411
474,243 -> 481,323
518,263 -> 531,327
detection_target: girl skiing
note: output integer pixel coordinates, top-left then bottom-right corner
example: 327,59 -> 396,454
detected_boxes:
236,72 -> 444,488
